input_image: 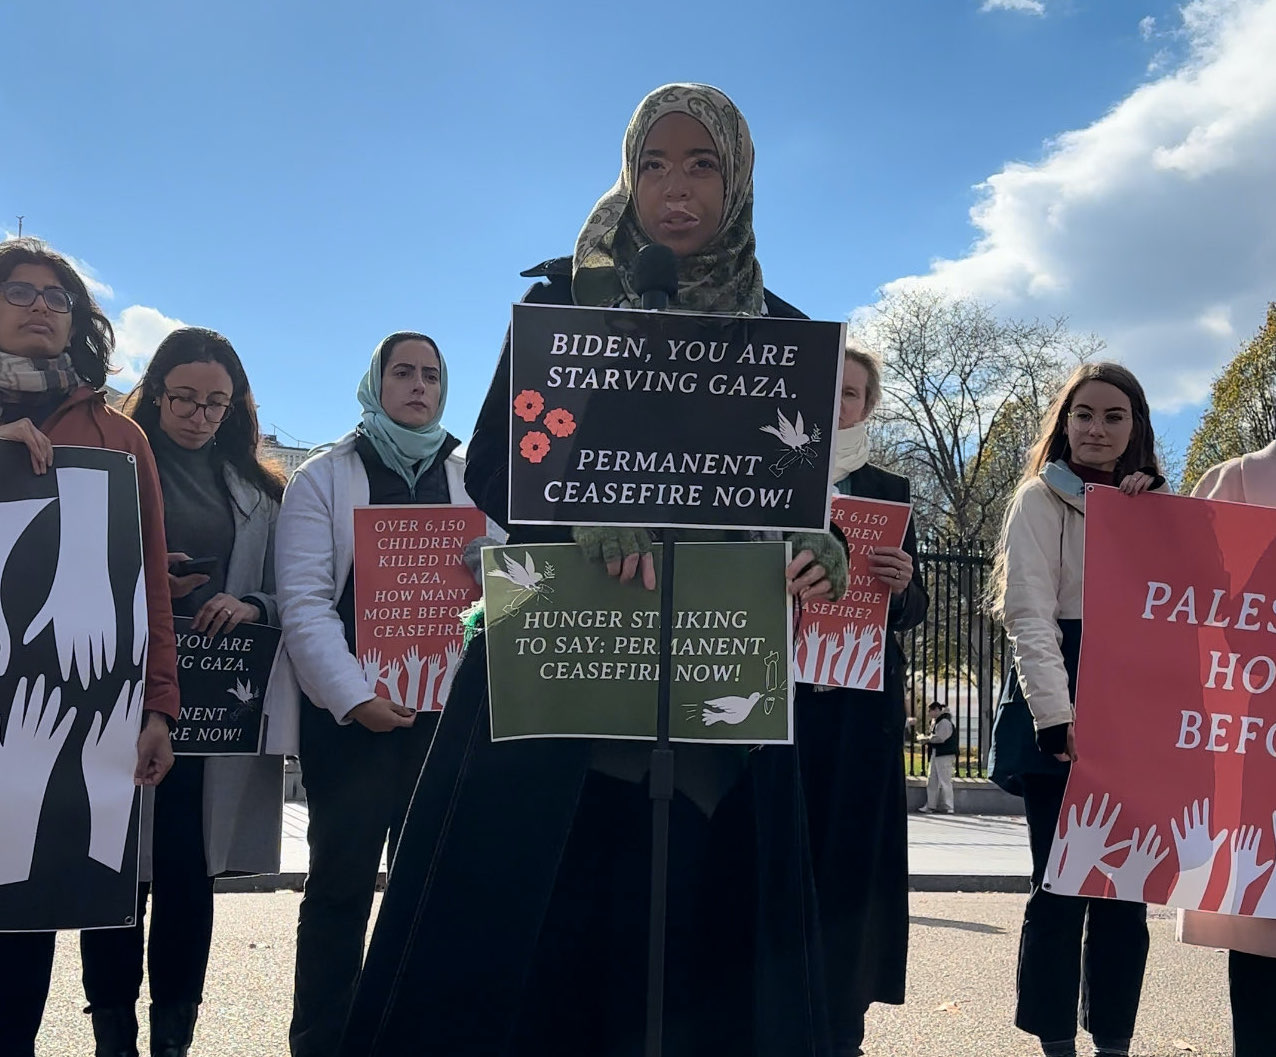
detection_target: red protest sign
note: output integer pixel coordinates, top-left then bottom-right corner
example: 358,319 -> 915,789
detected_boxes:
1045,486 -> 1276,918
352,504 -> 487,711
794,495 -> 911,691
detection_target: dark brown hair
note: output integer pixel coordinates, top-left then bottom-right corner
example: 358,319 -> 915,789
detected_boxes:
124,327 -> 285,504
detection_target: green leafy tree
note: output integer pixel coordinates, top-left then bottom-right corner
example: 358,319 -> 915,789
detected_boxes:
1183,303 -> 1276,492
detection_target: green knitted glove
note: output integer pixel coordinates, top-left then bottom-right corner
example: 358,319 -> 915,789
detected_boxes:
786,530 -> 848,600
571,525 -> 654,566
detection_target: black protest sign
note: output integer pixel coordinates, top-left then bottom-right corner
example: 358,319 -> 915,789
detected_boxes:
0,445 -> 145,932
507,304 -> 845,531
171,617 -> 279,756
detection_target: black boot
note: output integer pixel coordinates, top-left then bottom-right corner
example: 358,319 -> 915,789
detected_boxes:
148,1003 -> 198,1057
89,1005 -> 140,1057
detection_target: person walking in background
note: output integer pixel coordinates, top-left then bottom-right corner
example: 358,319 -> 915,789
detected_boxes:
80,327 -> 285,1057
991,362 -> 1166,1057
919,701 -> 956,814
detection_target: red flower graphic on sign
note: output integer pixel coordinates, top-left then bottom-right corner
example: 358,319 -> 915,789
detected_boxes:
513,389 -> 545,422
543,408 -> 576,438
520,431 -> 551,464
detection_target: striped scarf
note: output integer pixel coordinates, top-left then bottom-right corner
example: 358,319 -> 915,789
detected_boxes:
0,351 -> 81,404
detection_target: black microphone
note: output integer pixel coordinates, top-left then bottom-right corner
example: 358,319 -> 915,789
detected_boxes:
634,244 -> 678,311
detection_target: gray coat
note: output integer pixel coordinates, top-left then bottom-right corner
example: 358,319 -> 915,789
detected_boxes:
142,464 -> 283,879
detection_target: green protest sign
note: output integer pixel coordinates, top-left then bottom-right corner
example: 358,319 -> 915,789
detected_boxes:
483,541 -> 792,744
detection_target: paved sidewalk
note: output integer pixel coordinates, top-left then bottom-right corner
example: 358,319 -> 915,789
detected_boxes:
219,804 -> 1032,893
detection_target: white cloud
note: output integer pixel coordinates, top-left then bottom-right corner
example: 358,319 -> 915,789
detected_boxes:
980,0 -> 1046,14
111,305 -> 187,389
867,0 -> 1276,414
1140,15 -> 1158,39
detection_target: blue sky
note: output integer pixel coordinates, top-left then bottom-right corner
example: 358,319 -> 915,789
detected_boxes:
4,0 -> 1274,464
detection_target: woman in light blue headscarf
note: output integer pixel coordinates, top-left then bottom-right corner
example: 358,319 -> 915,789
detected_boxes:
272,332 -> 489,1057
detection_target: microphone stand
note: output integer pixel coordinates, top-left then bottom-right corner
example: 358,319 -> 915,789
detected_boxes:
638,273 -> 677,1057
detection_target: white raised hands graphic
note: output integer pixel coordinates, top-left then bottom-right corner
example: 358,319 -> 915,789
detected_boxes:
23,468 -> 116,688
1252,813 -> 1276,918
1046,793 -> 1131,895
1169,798 -> 1230,909
1097,825 -> 1170,902
701,692 -> 763,727
849,626 -> 883,687
0,676 -> 76,885
360,649 -> 386,692
402,647 -> 426,713
131,565 -> 148,669
798,625 -> 823,683
0,497 -> 55,676
436,642 -> 463,709
383,660 -> 405,708
421,653 -> 444,713
1221,825 -> 1274,915
81,680 -> 144,872
816,633 -> 842,685
832,627 -> 857,684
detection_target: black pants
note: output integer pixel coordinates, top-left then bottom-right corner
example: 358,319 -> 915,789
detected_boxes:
0,930 -> 57,1056
1015,772 -> 1148,1046
289,703 -> 438,1057
1230,949 -> 1276,1057
80,756 -> 216,1008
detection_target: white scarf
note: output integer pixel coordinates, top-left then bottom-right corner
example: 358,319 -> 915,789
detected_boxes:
832,422 -> 871,483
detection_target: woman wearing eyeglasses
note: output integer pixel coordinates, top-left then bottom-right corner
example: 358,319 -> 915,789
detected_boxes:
0,238 -> 179,1057
76,327 -> 285,1057
990,362 -> 1166,1057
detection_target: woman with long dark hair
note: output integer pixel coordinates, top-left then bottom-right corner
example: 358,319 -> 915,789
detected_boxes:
80,326 -> 285,1057
0,238 -> 178,1057
991,362 -> 1165,1057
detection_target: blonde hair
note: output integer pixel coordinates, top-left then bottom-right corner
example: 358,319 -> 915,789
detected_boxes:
844,337 -> 883,415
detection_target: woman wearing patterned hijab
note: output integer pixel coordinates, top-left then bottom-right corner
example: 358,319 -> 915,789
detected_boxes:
342,84 -> 839,1057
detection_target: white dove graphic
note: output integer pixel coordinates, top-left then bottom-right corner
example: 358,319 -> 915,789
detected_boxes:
488,552 -> 543,591
760,409 -> 809,449
701,691 -> 763,726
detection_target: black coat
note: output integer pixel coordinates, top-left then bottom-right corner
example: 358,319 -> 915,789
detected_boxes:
795,463 -> 927,1046
341,259 -> 834,1057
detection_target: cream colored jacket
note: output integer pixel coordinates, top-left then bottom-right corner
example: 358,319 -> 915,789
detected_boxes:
1000,462 -> 1088,733
1001,460 -> 1170,733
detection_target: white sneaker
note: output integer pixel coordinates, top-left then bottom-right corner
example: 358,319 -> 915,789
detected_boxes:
917,806 -> 933,814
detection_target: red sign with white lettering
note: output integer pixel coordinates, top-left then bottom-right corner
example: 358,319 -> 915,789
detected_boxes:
1046,487 -> 1276,918
794,495 -> 911,691
352,504 -> 487,711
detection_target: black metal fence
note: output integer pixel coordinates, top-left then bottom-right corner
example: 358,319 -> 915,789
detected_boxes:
901,539 -> 1009,778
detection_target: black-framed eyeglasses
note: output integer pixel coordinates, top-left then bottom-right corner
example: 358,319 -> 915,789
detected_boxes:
163,391 -> 233,423
1,281 -> 74,314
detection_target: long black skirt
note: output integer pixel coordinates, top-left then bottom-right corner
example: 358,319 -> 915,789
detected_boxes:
795,683 -> 910,1045
340,634 -> 832,1057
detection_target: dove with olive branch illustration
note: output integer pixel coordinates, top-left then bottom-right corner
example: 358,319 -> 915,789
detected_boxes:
487,551 -> 556,613
226,677 -> 261,719
760,408 -> 822,477
685,691 -> 763,727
